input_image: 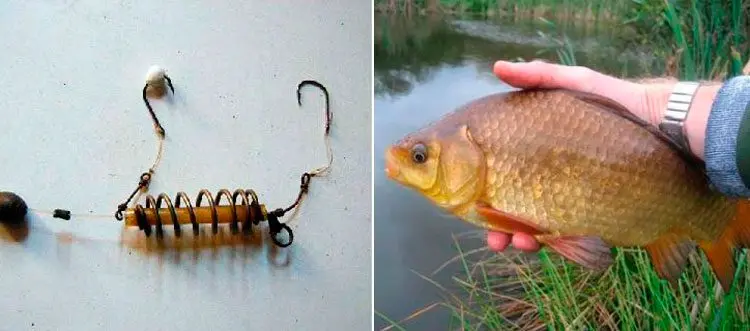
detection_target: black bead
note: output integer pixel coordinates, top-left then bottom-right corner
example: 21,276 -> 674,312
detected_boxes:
0,191 -> 28,225
53,209 -> 71,220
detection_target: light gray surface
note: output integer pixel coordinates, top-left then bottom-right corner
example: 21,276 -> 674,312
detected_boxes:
0,1 -> 372,330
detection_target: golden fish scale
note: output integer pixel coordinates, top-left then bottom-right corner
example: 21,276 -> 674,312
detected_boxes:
458,90 -> 734,246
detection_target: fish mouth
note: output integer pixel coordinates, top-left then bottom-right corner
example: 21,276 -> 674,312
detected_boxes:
384,147 -> 401,180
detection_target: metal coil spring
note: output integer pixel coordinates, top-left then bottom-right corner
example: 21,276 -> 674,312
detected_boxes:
129,188 -> 293,247
112,79 -> 329,249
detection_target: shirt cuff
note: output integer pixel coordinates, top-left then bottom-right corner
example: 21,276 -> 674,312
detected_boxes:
705,75 -> 750,197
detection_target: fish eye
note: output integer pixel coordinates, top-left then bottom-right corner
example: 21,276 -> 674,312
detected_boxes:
411,143 -> 427,164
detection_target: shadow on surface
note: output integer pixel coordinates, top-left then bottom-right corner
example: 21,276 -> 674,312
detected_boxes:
0,219 -> 30,243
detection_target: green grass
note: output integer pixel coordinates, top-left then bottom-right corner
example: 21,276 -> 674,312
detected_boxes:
439,244 -> 750,330
376,239 -> 750,330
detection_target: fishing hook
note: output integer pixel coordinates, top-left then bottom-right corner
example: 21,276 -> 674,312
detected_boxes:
142,65 -> 174,138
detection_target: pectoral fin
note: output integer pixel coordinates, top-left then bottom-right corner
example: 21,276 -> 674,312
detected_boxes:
540,235 -> 614,271
475,202 -> 546,235
474,203 -> 613,271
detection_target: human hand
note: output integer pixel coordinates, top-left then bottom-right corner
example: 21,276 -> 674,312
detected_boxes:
487,60 -> 720,253
494,60 -> 675,127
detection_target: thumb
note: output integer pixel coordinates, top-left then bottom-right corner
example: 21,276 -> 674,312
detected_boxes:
492,60 -> 653,121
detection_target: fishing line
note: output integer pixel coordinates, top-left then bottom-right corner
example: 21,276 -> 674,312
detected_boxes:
282,80 -> 334,226
113,78 -> 332,247
31,209 -> 111,220
0,67 -> 333,249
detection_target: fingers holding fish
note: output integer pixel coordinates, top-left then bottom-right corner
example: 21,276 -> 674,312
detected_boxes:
487,231 -> 540,253
486,231 -> 511,252
492,60 -> 661,131
492,59 -> 722,160
487,230 -> 542,253
492,60 -> 602,92
511,232 -> 540,252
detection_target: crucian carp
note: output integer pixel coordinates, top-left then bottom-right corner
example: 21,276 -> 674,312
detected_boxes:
385,88 -> 750,291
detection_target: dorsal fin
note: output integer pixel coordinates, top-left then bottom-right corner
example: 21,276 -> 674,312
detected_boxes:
528,88 -> 706,177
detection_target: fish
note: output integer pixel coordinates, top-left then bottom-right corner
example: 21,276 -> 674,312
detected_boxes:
384,88 -> 750,291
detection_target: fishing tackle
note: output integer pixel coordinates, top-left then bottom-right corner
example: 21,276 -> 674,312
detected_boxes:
112,77 -> 333,248
120,187 -> 298,247
112,65 -> 172,221
0,67 -> 332,251
297,80 -> 331,134
0,191 -> 28,225
143,65 -> 174,138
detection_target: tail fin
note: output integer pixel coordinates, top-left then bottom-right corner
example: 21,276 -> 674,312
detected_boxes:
699,199 -> 750,292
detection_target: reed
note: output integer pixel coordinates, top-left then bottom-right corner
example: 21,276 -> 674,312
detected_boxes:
373,0 -> 631,21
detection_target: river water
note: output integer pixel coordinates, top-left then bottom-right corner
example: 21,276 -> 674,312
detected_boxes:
373,13 -> 659,330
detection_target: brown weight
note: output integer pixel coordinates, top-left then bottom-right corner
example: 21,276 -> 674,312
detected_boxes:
0,191 -> 27,225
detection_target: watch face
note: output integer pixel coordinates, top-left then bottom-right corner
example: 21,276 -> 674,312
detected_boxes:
658,119 -> 692,154
660,123 -> 681,136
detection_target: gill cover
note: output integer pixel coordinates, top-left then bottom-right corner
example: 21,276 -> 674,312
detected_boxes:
437,125 -> 486,210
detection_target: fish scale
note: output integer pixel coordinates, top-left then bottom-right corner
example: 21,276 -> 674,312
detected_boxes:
385,88 -> 750,291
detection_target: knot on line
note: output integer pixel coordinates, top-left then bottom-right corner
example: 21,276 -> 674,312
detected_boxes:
300,173 -> 312,194
271,208 -> 286,218
139,172 -> 153,188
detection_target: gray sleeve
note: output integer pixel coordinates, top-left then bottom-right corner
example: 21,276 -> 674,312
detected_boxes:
704,75 -> 750,197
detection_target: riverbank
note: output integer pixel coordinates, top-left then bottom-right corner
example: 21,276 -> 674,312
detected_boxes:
374,0 -> 631,22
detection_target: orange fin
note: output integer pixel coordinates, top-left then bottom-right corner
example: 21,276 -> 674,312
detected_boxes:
733,199 -> 750,248
699,200 -> 750,292
644,233 -> 696,286
541,235 -> 613,271
475,202 -> 546,235
700,240 -> 735,292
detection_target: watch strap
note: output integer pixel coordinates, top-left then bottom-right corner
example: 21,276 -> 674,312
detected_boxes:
658,81 -> 700,153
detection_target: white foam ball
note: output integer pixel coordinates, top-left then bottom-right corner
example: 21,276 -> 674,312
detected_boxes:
145,65 -> 166,85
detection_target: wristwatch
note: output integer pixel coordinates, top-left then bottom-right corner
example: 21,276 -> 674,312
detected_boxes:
658,81 -> 700,153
